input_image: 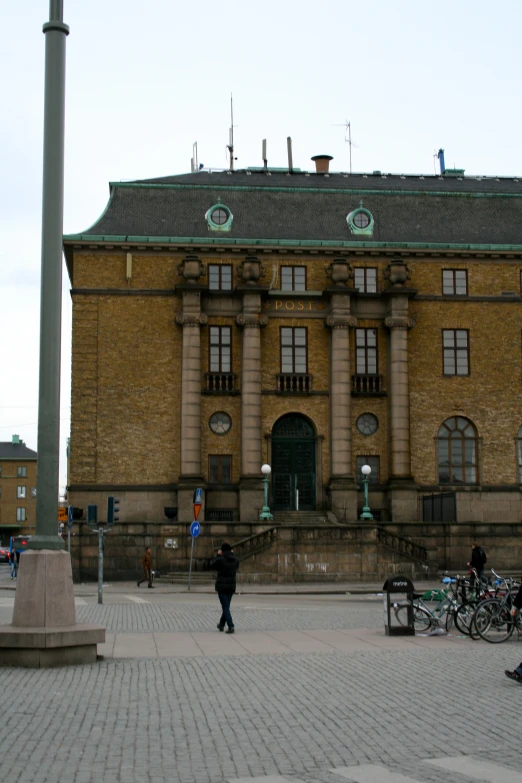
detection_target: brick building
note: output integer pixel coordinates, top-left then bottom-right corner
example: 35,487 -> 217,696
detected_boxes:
0,435 -> 37,541
63,154 -> 522,531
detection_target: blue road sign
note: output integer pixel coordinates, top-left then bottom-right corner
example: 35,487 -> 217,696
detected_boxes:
190,521 -> 201,538
67,505 -> 73,530
193,487 -> 203,504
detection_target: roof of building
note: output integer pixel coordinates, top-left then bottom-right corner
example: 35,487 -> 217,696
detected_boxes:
0,441 -> 37,460
64,169 -> 522,249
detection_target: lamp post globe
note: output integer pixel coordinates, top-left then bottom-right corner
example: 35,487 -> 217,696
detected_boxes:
360,464 -> 374,521
259,464 -> 273,521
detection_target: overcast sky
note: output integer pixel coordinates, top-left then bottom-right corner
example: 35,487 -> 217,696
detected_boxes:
1,0 -> 521,494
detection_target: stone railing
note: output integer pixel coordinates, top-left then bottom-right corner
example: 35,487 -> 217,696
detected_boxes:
229,527 -> 279,562
205,372 -> 237,392
376,528 -> 428,565
352,374 -> 384,394
277,373 -> 312,393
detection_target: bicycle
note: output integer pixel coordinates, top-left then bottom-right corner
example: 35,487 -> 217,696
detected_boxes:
471,569 -> 521,643
394,576 -> 462,633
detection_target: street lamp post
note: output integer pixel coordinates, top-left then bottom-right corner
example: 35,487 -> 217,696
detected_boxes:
360,464 -> 374,521
259,464 -> 273,521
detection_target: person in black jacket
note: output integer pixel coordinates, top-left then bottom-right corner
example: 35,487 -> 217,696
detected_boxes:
505,582 -> 522,682
467,543 -> 487,582
210,542 -> 239,634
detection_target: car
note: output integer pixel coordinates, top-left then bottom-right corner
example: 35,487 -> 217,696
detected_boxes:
0,547 -> 10,564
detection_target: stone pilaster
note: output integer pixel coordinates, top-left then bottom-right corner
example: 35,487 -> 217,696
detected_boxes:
325,292 -> 358,522
175,289 -> 207,521
236,292 -> 268,521
384,286 -> 417,521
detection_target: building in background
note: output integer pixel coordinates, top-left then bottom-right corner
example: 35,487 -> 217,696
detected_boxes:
0,435 -> 37,541
63,153 -> 522,528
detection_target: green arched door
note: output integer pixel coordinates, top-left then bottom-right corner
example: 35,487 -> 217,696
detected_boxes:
272,414 -> 316,511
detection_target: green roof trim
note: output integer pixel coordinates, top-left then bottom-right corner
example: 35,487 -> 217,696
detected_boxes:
107,181 -> 522,199
62,233 -> 522,252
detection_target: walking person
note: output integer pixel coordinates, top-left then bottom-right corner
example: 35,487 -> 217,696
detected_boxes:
210,543 -> 239,634
10,547 -> 18,580
505,581 -> 522,682
137,546 -> 154,588
467,542 -> 487,589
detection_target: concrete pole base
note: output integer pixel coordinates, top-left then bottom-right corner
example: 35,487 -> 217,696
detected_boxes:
0,549 -> 105,668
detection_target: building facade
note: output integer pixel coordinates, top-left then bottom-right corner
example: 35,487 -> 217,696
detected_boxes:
0,435 -> 37,541
63,156 -> 522,528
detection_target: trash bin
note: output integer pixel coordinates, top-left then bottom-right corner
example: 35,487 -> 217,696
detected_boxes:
383,575 -> 416,636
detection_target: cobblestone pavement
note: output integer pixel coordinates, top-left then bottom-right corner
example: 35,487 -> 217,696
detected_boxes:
0,597 -> 520,783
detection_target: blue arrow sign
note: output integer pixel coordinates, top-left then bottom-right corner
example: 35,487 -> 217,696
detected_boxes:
193,488 -> 203,504
67,505 -> 74,530
190,521 -> 201,538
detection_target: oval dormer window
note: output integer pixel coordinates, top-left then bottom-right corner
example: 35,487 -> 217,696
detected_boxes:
206,201 -> 233,232
347,205 -> 374,236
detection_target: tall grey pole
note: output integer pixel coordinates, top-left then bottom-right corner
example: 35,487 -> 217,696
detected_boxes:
32,1 -> 69,550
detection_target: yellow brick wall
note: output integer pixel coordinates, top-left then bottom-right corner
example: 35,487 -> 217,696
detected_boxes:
0,460 -> 37,535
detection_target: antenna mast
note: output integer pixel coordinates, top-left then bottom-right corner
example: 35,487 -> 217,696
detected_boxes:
227,93 -> 234,171
332,119 -> 356,173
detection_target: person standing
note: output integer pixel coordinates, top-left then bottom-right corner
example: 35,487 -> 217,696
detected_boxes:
10,547 -> 18,580
137,546 -> 154,588
467,542 -> 487,582
210,543 -> 239,634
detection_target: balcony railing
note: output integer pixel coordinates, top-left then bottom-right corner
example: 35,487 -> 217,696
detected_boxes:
205,373 -> 237,392
205,508 -> 240,522
277,373 -> 313,393
352,374 -> 384,394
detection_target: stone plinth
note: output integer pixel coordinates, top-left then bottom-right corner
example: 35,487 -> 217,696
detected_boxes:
0,549 -> 104,668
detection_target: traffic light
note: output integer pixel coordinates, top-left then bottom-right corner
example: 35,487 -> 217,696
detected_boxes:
107,496 -> 120,526
87,504 -> 98,527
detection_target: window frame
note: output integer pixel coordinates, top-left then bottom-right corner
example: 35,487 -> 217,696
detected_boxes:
209,326 -> 232,373
208,455 -> 232,484
356,455 -> 380,484
442,329 -> 470,376
208,264 -> 233,291
280,266 -> 306,292
17,486 -> 26,499
518,427 -> 522,483
354,267 -> 378,294
355,328 -> 378,375
17,466 -> 27,478
442,269 -> 468,296
280,326 -> 308,374
16,507 -> 26,522
438,416 -> 478,485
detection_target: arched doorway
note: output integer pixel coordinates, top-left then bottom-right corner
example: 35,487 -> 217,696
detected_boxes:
271,414 -> 316,510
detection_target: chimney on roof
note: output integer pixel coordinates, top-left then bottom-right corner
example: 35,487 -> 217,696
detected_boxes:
311,154 -> 333,174
437,148 -> 445,175
12,434 -> 20,444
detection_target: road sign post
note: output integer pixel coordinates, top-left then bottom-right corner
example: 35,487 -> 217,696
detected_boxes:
188,520 -> 201,591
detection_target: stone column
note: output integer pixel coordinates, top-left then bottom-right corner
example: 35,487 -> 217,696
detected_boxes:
384,272 -> 417,521
326,291 -> 358,522
175,278 -> 207,521
236,292 -> 268,521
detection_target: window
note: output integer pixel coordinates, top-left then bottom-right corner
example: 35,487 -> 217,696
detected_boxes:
354,268 -> 377,293
356,328 -> 378,374
356,456 -> 379,484
347,207 -> 374,236
443,269 -> 467,296
16,508 -> 26,522
209,455 -> 232,483
438,416 -> 477,484
209,412 -> 232,435
356,413 -> 379,436
354,212 -> 370,229
281,327 -> 307,373
208,265 -> 232,291
206,202 -> 233,232
17,466 -> 27,477
281,266 -> 306,292
209,327 -> 231,372
209,208 -> 228,226
443,330 -> 469,375
17,486 -> 26,499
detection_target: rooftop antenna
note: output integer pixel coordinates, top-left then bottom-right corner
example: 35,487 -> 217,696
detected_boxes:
287,136 -> 293,173
332,119 -> 358,173
262,138 -> 267,170
227,93 -> 237,171
191,142 -> 198,173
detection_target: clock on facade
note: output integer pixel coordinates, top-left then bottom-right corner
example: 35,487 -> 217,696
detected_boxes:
209,412 -> 232,435
356,413 -> 378,436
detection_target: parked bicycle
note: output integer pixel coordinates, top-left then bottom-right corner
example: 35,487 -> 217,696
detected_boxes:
470,569 -> 521,643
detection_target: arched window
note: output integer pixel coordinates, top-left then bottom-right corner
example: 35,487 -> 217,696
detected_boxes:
517,427 -> 522,483
438,417 -> 477,484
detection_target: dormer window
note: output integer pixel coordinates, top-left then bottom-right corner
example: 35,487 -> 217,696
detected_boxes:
347,203 -> 374,236
205,199 -> 233,232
